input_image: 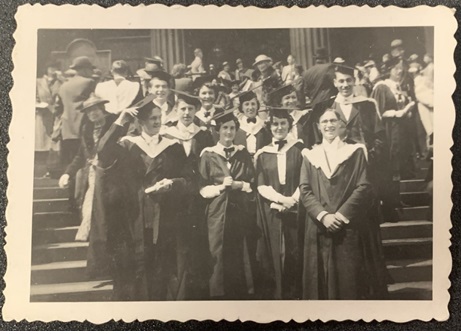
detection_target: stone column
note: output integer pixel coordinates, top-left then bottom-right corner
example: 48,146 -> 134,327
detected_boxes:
289,28 -> 331,70
150,29 -> 186,72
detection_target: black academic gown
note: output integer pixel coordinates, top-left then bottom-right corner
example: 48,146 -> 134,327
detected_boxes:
255,140 -> 305,300
299,143 -> 388,300
233,116 -> 272,157
97,123 -> 193,301
162,124 -> 215,299
199,145 -> 256,299
193,107 -> 225,144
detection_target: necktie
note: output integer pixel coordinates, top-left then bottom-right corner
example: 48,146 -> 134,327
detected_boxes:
224,147 -> 235,159
246,118 -> 257,124
275,140 -> 287,151
204,111 -> 211,118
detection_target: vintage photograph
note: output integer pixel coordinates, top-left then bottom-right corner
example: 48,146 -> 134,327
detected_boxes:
5,4 -> 454,323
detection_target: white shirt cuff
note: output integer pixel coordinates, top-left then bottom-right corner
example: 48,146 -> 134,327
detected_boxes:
291,187 -> 300,203
257,185 -> 283,203
335,211 -> 350,224
241,182 -> 252,193
200,185 -> 222,199
316,211 -> 328,222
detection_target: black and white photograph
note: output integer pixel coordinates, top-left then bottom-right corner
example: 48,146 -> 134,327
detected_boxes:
4,4 -> 454,323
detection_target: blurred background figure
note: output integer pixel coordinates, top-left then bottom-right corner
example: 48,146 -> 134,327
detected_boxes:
281,54 -> 297,84
189,48 -> 205,79
95,60 -> 140,115
171,63 -> 193,92
218,61 -> 233,81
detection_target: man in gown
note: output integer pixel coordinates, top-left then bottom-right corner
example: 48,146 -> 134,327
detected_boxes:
97,98 -> 193,301
162,90 -> 215,299
299,109 -> 388,300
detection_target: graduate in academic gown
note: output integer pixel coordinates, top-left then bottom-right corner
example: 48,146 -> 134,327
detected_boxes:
268,84 -> 311,147
371,57 -> 416,221
198,110 -> 256,299
254,109 -> 305,300
299,109 -> 388,300
97,99 -> 193,301
161,90 -> 215,299
232,91 -> 271,157
193,77 -> 225,143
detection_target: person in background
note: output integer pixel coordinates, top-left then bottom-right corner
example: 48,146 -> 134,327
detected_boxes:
292,64 -> 305,107
95,60 -> 140,115
97,99 -> 193,301
35,60 -> 62,165
251,54 -> 283,108
228,80 -> 242,109
371,56 -> 416,221
273,61 -> 283,78
55,56 -> 96,167
235,58 -> 248,81
390,39 -> 405,59
281,54 -> 297,84
255,108 -> 305,300
302,47 -> 337,108
171,63 -> 193,92
190,48 -> 205,79
300,108 -> 388,300
58,95 -> 116,279
199,110 -> 256,300
364,59 -> 380,85
233,91 -> 271,157
218,61 -> 233,81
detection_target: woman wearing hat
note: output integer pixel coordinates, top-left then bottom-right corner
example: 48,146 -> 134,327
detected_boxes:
371,57 -> 416,221
58,95 -> 117,277
198,111 -> 256,299
299,108 -> 388,300
269,84 -> 311,146
97,98 -> 192,301
254,108 -> 305,300
251,54 -> 283,107
232,91 -> 271,157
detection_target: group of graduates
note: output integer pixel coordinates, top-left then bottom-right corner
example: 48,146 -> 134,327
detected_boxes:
34,39 -> 433,301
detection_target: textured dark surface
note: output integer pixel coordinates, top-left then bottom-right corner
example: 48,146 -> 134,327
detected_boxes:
0,0 -> 460,329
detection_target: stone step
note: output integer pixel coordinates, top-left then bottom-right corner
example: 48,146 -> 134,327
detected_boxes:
400,191 -> 430,207
398,206 -> 430,221
380,221 -> 432,240
32,241 -> 88,265
32,226 -> 78,245
31,260 -> 89,285
400,179 -> 427,193
33,198 -> 70,213
386,259 -> 432,284
33,187 -> 69,200
33,211 -> 78,228
382,237 -> 432,260
34,177 -> 59,188
30,280 -> 113,302
387,281 -> 432,300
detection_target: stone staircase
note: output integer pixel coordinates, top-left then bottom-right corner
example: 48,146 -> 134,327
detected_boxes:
30,160 -> 432,302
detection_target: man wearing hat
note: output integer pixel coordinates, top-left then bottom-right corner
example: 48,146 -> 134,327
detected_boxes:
302,47 -> 337,108
97,96 -> 193,301
390,39 -> 405,59
251,54 -> 283,107
95,60 -> 140,115
162,90 -> 215,299
55,56 -> 97,168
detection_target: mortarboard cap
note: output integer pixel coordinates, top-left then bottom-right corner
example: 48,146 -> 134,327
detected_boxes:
267,106 -> 292,119
211,107 -> 238,126
334,61 -> 355,76
193,75 -> 218,92
146,70 -> 172,83
137,101 -> 162,121
238,90 -> 258,105
171,89 -> 202,109
268,84 -> 296,106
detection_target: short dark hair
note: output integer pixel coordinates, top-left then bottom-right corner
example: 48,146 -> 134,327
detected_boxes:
316,108 -> 342,124
269,111 -> 293,131
238,91 -> 260,114
215,116 -> 240,132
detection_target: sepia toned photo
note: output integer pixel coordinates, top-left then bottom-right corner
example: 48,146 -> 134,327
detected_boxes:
4,4 -> 454,323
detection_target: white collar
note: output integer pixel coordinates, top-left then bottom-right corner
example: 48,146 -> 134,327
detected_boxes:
177,121 -> 197,134
141,131 -> 160,145
201,143 -> 245,160
254,138 -> 302,161
335,94 -> 355,105
121,134 -> 179,159
239,115 -> 264,134
290,109 -> 308,124
322,136 -> 343,152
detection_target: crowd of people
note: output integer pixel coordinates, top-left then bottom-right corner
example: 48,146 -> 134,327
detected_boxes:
34,38 -> 434,301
